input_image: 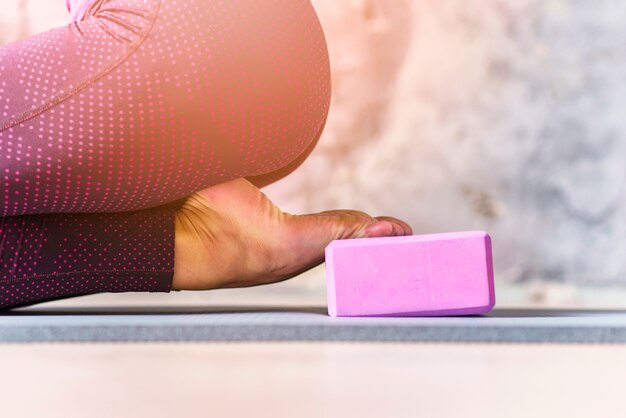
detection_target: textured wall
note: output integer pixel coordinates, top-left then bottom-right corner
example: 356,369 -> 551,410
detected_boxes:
274,0 -> 626,286
3,0 -> 626,287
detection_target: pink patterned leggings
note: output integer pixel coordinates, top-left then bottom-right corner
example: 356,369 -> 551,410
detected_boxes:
0,0 -> 331,308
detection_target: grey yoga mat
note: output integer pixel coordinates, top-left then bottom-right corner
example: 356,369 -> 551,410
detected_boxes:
2,307 -> 626,343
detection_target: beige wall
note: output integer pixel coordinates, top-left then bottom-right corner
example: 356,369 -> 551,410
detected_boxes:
277,0 -> 626,287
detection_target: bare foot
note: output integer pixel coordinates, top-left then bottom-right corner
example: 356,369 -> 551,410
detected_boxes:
172,178 -> 412,290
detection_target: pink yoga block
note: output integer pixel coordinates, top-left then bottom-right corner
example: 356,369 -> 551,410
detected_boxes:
325,231 -> 495,317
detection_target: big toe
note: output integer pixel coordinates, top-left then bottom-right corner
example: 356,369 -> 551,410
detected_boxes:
293,210 -> 412,247
363,218 -> 412,238
371,216 -> 413,236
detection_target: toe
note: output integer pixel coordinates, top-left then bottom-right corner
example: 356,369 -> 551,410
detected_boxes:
373,216 -> 413,236
291,211 -> 412,255
364,221 -> 395,238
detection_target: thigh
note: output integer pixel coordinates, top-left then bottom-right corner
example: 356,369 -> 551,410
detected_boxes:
0,0 -> 330,217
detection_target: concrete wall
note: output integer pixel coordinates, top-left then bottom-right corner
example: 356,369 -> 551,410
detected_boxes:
3,1 -> 626,290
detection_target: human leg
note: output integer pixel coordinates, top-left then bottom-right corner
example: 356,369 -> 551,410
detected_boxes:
1,0 -> 332,308
0,202 -> 180,309
0,0 -> 412,308
1,0 -> 331,217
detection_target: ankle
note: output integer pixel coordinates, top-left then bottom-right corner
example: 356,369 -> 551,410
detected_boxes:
172,211 -> 219,291
172,201 -> 252,291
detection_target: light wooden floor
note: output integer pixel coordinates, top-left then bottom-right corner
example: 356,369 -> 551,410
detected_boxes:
1,342 -> 625,418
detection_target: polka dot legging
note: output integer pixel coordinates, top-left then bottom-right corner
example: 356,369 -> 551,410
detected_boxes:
0,0 -> 331,309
